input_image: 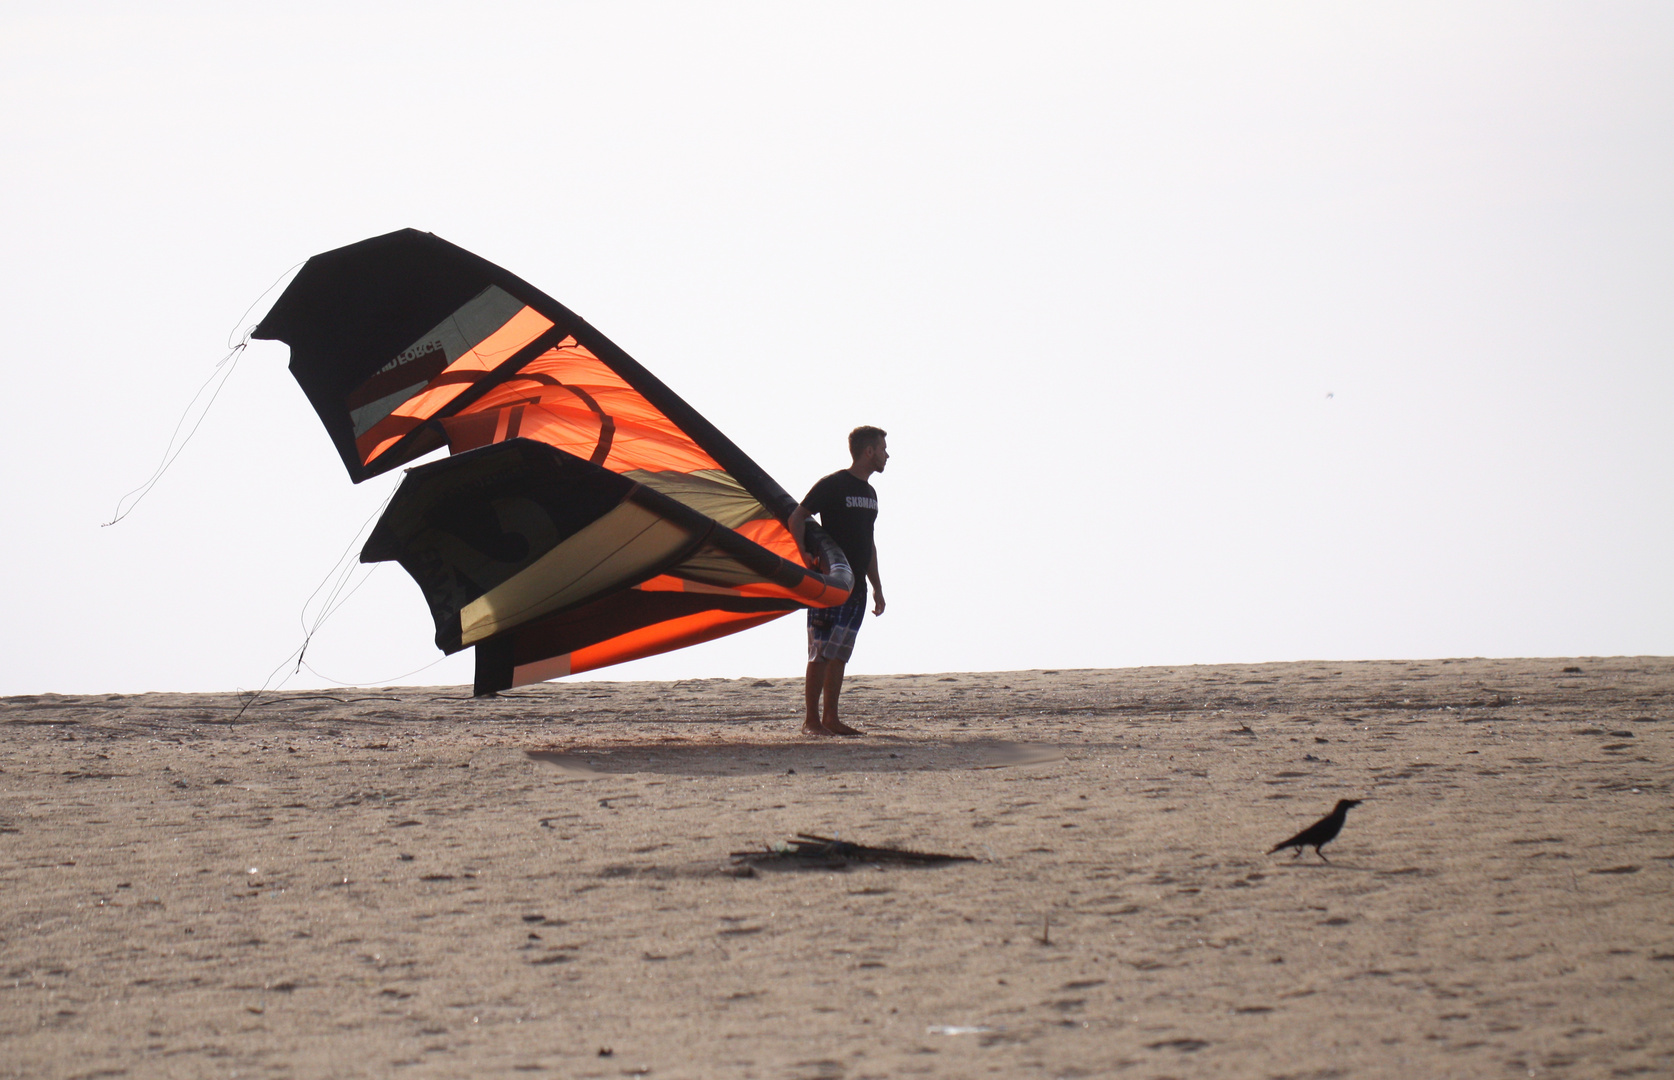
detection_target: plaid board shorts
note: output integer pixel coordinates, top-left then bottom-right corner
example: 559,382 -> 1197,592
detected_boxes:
808,588 -> 868,663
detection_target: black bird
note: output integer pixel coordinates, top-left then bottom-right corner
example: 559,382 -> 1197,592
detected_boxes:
1268,799 -> 1362,862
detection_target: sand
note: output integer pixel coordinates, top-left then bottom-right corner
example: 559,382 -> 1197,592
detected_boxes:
1,657 -> 1670,1079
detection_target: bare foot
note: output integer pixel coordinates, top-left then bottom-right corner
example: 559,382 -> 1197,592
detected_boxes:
822,718 -> 865,737
801,720 -> 832,736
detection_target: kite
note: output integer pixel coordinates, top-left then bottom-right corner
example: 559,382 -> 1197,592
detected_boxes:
253,229 -> 853,695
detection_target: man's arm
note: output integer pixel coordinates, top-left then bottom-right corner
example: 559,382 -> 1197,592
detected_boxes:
788,503 -> 812,560
789,477 -> 831,565
868,550 -> 884,615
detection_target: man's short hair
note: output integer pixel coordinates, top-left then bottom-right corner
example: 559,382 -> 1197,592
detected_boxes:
849,425 -> 887,458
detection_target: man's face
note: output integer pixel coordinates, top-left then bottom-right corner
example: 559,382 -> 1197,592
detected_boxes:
867,438 -> 889,473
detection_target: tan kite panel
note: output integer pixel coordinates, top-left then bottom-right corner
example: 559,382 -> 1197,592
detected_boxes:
458,502 -> 696,647
624,469 -> 771,531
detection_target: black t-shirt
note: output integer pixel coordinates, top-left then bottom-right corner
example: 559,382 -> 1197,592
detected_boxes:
801,470 -> 878,589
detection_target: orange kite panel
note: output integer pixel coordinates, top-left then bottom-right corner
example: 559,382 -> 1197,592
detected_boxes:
735,517 -> 803,565
449,341 -> 723,474
568,609 -> 789,675
355,305 -> 555,465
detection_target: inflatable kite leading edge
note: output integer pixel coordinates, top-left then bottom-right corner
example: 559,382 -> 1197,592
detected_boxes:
253,229 -> 853,695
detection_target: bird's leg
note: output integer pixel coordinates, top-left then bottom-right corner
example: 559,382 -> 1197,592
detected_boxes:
1315,848 -> 1330,864
1291,847 -> 1303,859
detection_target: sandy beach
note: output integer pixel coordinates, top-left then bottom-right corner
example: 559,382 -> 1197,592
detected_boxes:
2,657 -> 1670,1078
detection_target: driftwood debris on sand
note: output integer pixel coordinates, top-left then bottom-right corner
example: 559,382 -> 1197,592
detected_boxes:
731,833 -> 977,870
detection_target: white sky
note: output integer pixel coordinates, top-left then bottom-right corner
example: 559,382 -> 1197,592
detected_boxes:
3,3 -> 1670,695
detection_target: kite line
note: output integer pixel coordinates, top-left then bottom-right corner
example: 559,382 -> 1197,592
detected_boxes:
235,483 -> 428,717
103,260 -> 305,527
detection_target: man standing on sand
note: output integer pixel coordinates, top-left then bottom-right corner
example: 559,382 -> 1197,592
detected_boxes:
788,426 -> 888,737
